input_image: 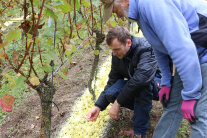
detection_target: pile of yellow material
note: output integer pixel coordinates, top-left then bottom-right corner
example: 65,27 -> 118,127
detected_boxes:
59,56 -> 112,138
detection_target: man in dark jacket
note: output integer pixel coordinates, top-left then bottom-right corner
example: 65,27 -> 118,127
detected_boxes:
86,26 -> 157,137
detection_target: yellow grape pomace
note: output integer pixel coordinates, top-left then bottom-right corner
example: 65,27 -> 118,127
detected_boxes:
59,56 -> 112,138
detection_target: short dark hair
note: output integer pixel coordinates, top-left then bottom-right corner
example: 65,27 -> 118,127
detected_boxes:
106,26 -> 131,45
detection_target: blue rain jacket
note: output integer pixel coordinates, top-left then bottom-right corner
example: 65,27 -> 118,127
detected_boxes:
128,0 -> 207,100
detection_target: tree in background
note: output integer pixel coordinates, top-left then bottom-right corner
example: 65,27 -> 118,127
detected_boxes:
0,0 -> 126,137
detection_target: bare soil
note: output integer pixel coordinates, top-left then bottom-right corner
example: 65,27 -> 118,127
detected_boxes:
0,47 -> 163,138
102,101 -> 162,138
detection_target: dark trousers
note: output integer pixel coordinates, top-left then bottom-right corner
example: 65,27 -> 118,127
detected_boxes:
105,80 -> 152,135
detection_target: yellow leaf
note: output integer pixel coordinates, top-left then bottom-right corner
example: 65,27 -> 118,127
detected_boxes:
30,76 -> 40,86
68,56 -> 73,63
65,49 -> 72,56
105,49 -> 110,55
3,73 -> 16,86
94,50 -> 100,55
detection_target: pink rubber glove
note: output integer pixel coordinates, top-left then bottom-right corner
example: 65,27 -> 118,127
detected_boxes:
181,100 -> 197,124
158,85 -> 171,107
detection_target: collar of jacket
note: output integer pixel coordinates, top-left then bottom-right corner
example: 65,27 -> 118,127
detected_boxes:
123,35 -> 137,60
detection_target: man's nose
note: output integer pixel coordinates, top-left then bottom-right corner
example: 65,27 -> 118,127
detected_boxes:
113,51 -> 117,56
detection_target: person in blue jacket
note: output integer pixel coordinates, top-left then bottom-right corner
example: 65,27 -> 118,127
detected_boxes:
100,0 -> 207,137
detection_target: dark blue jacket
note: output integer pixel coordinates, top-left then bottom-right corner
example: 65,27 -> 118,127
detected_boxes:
95,36 -> 157,110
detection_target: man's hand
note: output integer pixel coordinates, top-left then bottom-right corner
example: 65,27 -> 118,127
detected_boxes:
109,100 -> 120,119
181,100 -> 197,124
159,85 -> 171,107
86,106 -> 101,121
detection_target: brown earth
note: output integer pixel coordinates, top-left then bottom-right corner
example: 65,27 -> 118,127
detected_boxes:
102,101 -> 162,138
0,47 -> 163,138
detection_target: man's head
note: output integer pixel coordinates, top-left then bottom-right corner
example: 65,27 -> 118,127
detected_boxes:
100,0 -> 129,22
106,26 -> 132,59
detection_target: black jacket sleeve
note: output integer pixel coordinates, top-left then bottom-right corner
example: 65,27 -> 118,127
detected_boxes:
95,56 -> 124,111
117,50 -> 157,105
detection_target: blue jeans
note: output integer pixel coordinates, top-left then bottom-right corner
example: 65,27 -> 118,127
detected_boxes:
153,63 -> 207,138
105,80 -> 152,135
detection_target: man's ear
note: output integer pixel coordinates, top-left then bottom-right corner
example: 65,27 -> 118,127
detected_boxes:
126,39 -> 132,47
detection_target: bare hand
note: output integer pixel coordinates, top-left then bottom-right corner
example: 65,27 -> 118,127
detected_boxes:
86,106 -> 101,121
109,100 -> 120,119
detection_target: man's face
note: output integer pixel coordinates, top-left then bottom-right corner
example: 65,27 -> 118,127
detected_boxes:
109,38 -> 131,59
113,0 -> 129,18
